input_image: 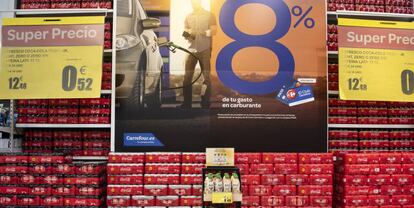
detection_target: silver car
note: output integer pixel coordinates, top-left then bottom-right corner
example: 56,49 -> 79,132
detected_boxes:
116,0 -> 164,110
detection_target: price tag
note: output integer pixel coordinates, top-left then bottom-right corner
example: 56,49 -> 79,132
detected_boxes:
0,17 -> 104,99
338,18 -> 414,102
212,192 -> 233,204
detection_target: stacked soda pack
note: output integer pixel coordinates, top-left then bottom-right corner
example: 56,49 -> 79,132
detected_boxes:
19,0 -> 113,9
330,129 -> 414,152
328,63 -> 339,91
334,152 -> 414,207
328,0 -> 414,13
237,153 -> 334,207
0,153 -> 107,207
102,61 -> 112,90
22,130 -> 110,156
327,25 -> 339,52
107,152 -> 205,207
329,98 -> 414,125
16,96 -> 111,124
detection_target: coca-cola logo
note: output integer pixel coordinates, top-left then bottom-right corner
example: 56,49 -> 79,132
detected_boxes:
45,197 -> 58,203
0,197 -> 11,203
0,175 -> 11,182
136,200 -> 149,205
120,188 -> 132,193
267,196 -> 282,206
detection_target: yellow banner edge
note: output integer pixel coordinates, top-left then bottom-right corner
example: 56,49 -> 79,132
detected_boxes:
338,18 -> 414,30
3,16 -> 105,26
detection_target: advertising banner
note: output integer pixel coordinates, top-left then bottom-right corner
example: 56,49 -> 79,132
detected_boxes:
0,17 -> 104,99
115,0 -> 327,152
338,18 -> 414,102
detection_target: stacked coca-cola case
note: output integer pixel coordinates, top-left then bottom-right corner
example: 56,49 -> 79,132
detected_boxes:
22,130 -> 110,156
19,0 -> 113,9
334,152 -> 414,207
237,153 -> 334,207
327,0 -> 413,13
107,152 -> 205,207
327,25 -> 339,52
0,153 -> 107,207
329,98 -> 414,125
16,96 -> 111,125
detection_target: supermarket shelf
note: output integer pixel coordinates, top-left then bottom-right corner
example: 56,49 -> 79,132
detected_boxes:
104,49 -> 113,53
327,11 -> 414,21
329,124 -> 414,129
16,124 -> 111,128
14,9 -> 113,16
0,127 -> 12,134
328,90 -> 339,95
101,90 -> 112,95
73,156 -> 108,161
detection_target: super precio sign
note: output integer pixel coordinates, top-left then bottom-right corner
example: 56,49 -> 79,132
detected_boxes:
0,16 -> 104,99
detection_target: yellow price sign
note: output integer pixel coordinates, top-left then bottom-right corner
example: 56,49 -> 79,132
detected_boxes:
0,17 -> 105,99
212,192 -> 233,204
338,18 -> 414,102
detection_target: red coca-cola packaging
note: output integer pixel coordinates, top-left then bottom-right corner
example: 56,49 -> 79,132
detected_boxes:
241,174 -> 260,185
155,196 -> 179,206
328,33 -> 338,43
144,174 -> 180,185
274,164 -> 298,174
80,98 -> 110,106
381,185 -> 401,195
272,185 -> 297,196
146,152 -> 181,163
379,153 -> 402,164
180,196 -> 202,206
286,196 -> 309,206
76,162 -> 105,175
40,195 -> 63,206
339,164 -> 379,175
79,116 -> 110,124
64,196 -> 102,206
19,174 -> 36,185
181,174 -> 203,185
339,174 -> 368,186
65,176 -> 102,186
0,165 -> 28,174
401,152 -> 414,163
31,185 -> 52,195
358,108 -> 388,116
360,140 -> 390,149
107,196 -> 131,207
261,196 -> 284,206
0,186 -> 30,195
241,196 -> 260,206
182,152 -> 206,163
0,154 -> 28,164
143,185 -> 168,196
401,184 -> 414,195
107,163 -> 144,175
0,175 -> 18,184
80,108 -> 111,115
368,195 -> 391,206
402,164 -> 414,174
249,185 -> 272,196
329,116 -> 357,124
29,164 -> 53,174
261,174 -> 285,185
108,174 -> 143,185
299,164 -> 333,174
262,153 -> 297,164
286,174 -> 309,185
338,153 -> 380,164
76,186 -> 102,196
44,175 -> 64,185
29,155 -> 66,164
192,185 -> 202,196
0,195 -> 17,206
236,164 -> 250,174
299,153 -> 333,164
388,108 -> 411,116
329,107 -> 357,116
131,196 -> 155,206
241,185 -> 249,195
235,153 -> 261,164
299,185 -> 333,196
368,174 -> 391,185
250,164 -> 274,174
358,117 -> 388,124
18,107 -> 48,115
391,195 -> 412,205
309,174 -> 333,185
145,163 -> 181,174
17,195 -> 40,206
327,24 -> 338,34
359,131 -> 389,139
379,164 -> 402,174
48,108 -> 78,115
336,185 -> 370,195
167,185 -> 192,196
49,99 -> 78,106
181,164 -> 204,174
391,174 -> 413,185
343,195 -> 369,206
310,196 -> 332,207
329,130 -> 358,139
329,140 -> 359,149
52,185 -> 76,196
107,185 -> 143,196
